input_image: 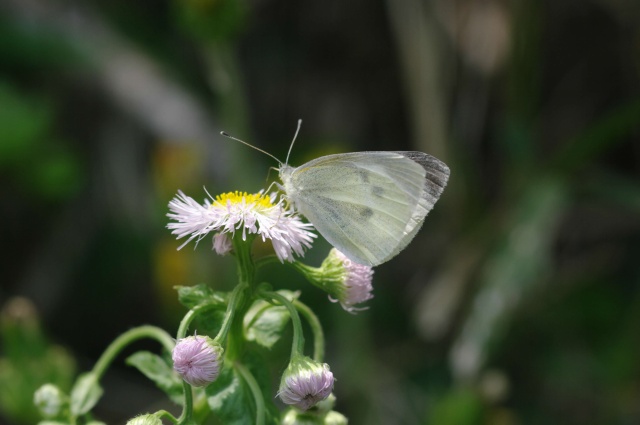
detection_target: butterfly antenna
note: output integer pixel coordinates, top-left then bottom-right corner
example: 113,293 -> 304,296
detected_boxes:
285,119 -> 302,165
220,131 -> 283,164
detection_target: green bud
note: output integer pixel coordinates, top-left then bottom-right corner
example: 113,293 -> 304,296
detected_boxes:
126,414 -> 162,425
34,384 -> 66,418
282,409 -> 324,425
282,407 -> 349,425
324,411 -> 348,425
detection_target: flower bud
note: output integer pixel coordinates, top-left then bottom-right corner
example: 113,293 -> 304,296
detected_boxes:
34,384 -> 66,418
213,232 -> 232,255
301,248 -> 374,313
324,411 -> 348,425
282,406 -> 348,425
278,355 -> 334,411
282,409 -> 323,425
126,414 -> 162,425
172,335 -> 224,387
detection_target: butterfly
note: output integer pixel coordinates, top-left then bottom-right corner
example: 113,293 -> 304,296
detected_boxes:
222,121 -> 450,266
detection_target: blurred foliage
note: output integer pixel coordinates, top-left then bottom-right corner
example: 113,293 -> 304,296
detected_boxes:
0,0 -> 639,423
0,298 -> 75,424
0,83 -> 84,200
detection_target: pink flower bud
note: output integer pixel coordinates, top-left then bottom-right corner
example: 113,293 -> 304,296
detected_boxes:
172,335 -> 224,387
213,232 -> 232,255
279,355 -> 334,411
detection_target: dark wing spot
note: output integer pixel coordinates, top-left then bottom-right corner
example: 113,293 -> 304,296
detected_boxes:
359,207 -> 374,219
372,186 -> 384,197
357,170 -> 370,183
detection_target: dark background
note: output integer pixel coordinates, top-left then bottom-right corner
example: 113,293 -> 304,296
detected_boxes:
1,0 -> 640,423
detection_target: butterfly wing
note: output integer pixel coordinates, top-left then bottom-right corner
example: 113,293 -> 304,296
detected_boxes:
283,151 -> 449,266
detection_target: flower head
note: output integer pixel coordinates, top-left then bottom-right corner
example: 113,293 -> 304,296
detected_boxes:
167,190 -> 315,262
299,248 -> 374,312
279,355 -> 334,411
172,335 -> 224,387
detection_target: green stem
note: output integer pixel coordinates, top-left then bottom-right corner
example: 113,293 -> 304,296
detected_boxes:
176,303 -> 221,340
235,362 -> 265,425
224,236 -> 256,361
91,326 -> 174,380
294,300 -> 325,362
177,381 -> 193,424
254,254 -> 280,270
233,235 -> 256,288
156,410 -> 179,424
259,290 -> 305,358
215,282 -> 247,344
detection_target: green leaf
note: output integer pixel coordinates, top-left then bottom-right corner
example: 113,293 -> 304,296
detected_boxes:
69,372 -> 103,417
205,359 -> 279,425
175,284 -> 227,309
126,351 -> 183,404
205,365 -> 254,425
244,291 -> 299,349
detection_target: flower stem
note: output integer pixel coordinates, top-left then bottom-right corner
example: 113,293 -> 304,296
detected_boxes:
224,235 -> 256,361
259,290 -> 305,358
176,381 -> 193,424
294,299 -> 325,362
234,362 -> 265,425
233,235 -> 256,288
254,254 -> 280,269
91,326 -> 174,380
215,282 -> 247,344
156,410 -> 179,424
176,303 -> 220,340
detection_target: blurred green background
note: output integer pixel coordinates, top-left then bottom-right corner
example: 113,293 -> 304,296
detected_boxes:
1,0 -> 640,423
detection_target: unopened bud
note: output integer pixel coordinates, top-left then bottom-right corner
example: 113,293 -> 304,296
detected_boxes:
278,355 -> 334,411
172,335 -> 224,387
126,414 -> 162,425
34,384 -> 66,418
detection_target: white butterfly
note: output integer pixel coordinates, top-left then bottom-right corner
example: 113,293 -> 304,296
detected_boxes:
222,122 -> 450,266
279,151 -> 449,266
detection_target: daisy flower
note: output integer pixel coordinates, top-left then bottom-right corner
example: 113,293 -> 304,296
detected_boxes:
167,190 -> 316,262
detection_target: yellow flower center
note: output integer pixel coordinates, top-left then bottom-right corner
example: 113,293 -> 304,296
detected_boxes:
213,191 -> 274,209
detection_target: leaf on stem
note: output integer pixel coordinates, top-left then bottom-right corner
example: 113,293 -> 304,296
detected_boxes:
69,372 -> 103,417
205,358 -> 279,425
175,284 -> 228,309
244,290 -> 300,349
126,351 -> 183,404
